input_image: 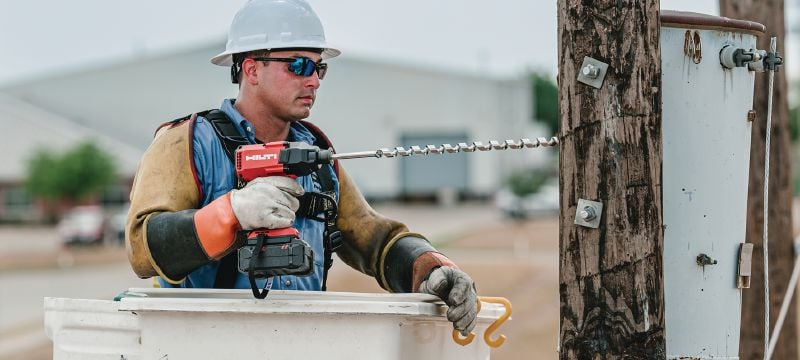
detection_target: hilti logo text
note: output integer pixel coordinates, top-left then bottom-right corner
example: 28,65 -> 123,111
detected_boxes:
245,154 -> 277,161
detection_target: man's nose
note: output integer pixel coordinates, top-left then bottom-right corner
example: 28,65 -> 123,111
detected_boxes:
305,73 -> 321,89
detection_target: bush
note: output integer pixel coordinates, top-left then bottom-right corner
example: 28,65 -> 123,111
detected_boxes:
791,105 -> 799,142
530,72 -> 559,134
25,141 -> 118,202
506,169 -> 551,197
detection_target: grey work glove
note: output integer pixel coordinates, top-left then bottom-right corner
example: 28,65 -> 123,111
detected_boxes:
229,176 -> 304,230
419,266 -> 478,336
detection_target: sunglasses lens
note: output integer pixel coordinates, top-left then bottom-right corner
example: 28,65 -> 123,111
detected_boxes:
287,58 -> 304,75
316,63 -> 327,80
302,59 -> 317,76
284,57 -> 326,79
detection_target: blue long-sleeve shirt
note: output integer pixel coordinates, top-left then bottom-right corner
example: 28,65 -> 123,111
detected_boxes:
157,99 -> 339,290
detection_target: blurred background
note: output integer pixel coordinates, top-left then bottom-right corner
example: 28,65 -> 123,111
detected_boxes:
0,0 -> 796,359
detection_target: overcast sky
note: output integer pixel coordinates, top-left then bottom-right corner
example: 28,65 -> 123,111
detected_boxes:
0,0 -> 796,86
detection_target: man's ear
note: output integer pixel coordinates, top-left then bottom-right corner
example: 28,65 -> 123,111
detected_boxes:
241,58 -> 259,85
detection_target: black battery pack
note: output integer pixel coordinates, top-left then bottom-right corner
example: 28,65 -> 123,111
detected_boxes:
237,233 -> 314,278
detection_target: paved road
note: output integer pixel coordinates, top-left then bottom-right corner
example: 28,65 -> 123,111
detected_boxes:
0,226 -> 61,258
0,263 -> 150,332
0,262 -> 151,358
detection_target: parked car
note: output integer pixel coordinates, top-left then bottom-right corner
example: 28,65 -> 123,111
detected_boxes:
495,179 -> 560,219
106,204 -> 129,246
57,205 -> 106,246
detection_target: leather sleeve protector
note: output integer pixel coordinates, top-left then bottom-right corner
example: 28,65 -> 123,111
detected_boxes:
126,119 -> 202,278
381,236 -> 437,293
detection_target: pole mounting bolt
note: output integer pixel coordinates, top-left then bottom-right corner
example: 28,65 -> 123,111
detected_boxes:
579,206 -> 597,221
696,253 -> 718,266
747,110 -> 756,122
577,57 -> 609,89
575,199 -> 603,228
581,64 -> 601,79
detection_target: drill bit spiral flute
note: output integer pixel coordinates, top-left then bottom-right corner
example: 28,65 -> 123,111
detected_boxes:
332,136 -> 560,160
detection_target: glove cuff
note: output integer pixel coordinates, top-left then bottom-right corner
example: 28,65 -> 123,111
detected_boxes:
194,193 -> 241,259
145,194 -> 243,284
381,235 -> 436,292
411,252 -> 458,293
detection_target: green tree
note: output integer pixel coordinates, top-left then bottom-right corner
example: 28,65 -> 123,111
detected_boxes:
25,141 -> 118,202
792,105 -> 799,142
506,169 -> 551,197
530,72 -> 559,134
791,79 -> 799,142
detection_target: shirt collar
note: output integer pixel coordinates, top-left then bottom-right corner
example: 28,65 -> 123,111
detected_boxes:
288,121 -> 317,144
218,98 -> 317,144
219,99 -> 256,143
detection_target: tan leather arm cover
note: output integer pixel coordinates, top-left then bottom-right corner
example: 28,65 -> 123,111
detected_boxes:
335,166 -> 428,291
126,120 -> 201,278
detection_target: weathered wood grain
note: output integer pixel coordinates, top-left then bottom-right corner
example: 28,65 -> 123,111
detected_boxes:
558,1 -> 665,358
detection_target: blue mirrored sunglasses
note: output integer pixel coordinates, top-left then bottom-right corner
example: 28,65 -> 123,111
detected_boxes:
251,56 -> 328,80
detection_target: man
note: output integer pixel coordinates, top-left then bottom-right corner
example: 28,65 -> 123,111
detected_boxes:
126,0 -> 478,335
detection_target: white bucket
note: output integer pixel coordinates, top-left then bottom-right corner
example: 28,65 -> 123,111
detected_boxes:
45,289 -> 508,360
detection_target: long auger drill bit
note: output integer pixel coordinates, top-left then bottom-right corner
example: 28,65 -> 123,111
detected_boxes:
331,136 -> 560,160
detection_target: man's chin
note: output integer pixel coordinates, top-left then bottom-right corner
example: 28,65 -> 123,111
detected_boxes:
286,110 -> 311,122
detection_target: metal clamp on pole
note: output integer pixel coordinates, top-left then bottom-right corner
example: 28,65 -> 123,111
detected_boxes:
720,46 -> 763,69
763,47 -> 784,72
720,44 -> 783,72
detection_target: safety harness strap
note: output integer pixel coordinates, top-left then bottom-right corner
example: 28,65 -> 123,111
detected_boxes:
204,110 -> 250,168
298,120 -> 342,291
198,109 -> 341,290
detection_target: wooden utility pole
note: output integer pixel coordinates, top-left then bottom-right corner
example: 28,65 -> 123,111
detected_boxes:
719,1 -> 797,359
557,1 -> 664,359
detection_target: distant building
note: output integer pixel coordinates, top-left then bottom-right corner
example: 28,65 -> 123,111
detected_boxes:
0,42 -> 552,220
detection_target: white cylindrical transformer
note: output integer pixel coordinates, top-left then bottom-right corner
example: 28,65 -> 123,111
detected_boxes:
660,10 -> 765,359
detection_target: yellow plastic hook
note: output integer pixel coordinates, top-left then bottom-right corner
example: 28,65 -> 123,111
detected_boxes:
452,300 -> 482,345
452,328 -> 477,346
479,297 -> 512,348
451,296 -> 513,348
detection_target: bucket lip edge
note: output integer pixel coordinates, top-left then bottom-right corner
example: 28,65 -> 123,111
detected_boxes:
115,296 -> 507,318
112,288 -> 508,317
661,10 -> 766,36
123,288 -> 444,302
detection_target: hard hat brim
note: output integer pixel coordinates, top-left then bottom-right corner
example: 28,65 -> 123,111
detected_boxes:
210,46 -> 341,67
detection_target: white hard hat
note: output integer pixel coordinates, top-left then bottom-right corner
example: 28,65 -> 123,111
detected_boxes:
211,0 -> 340,67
